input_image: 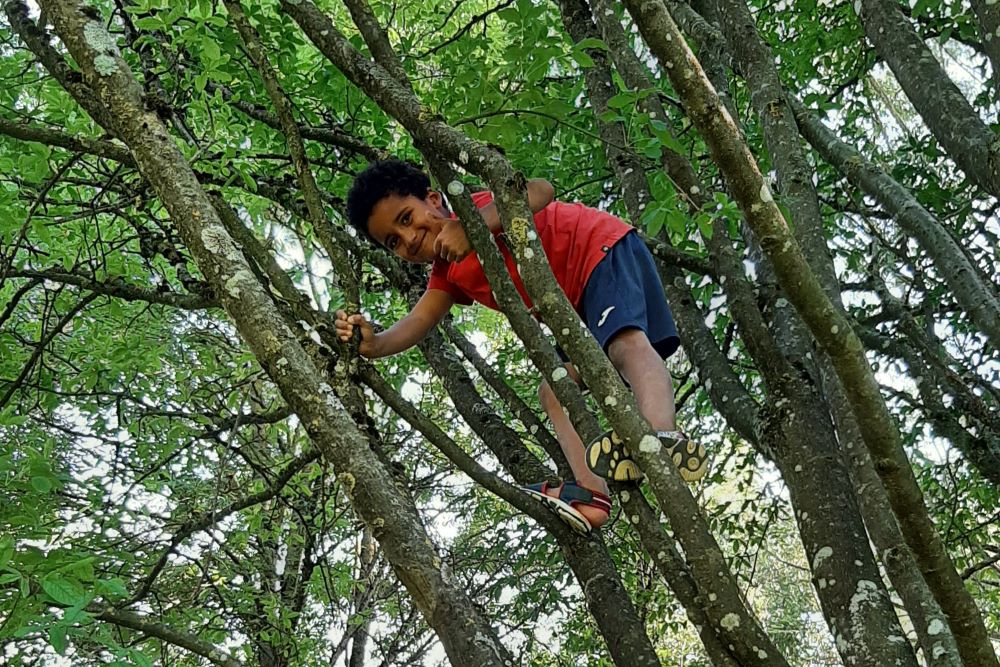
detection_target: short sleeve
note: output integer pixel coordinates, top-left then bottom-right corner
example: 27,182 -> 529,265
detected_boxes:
427,259 -> 473,305
470,190 -> 494,208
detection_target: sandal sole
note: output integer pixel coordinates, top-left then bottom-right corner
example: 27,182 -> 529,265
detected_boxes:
521,488 -> 593,535
586,431 -> 708,483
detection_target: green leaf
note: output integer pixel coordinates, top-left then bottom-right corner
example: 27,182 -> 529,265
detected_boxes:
132,16 -> 164,30
41,574 -> 87,606
574,37 -> 607,51
202,36 -> 221,64
696,213 -> 714,240
49,624 -> 68,654
30,476 -> 52,493
569,47 -> 594,69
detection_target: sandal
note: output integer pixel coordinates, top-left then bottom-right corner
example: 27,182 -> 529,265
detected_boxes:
521,479 -> 611,535
586,430 -> 707,483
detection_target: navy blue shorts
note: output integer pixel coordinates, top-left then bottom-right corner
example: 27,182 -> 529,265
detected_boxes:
561,230 -> 679,361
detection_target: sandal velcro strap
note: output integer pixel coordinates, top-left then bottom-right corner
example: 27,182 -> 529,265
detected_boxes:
521,479 -> 612,534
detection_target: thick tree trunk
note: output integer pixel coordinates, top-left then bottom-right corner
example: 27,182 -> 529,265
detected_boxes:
30,3 -> 514,665
823,376 -> 963,665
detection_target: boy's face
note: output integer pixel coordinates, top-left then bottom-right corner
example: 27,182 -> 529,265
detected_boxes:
367,190 -> 449,263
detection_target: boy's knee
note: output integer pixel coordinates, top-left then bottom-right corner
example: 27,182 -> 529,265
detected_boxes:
607,328 -> 652,365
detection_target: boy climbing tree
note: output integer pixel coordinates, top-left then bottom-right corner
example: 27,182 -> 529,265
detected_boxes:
335,159 -> 706,533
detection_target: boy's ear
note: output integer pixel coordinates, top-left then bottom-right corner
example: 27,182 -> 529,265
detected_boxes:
426,189 -> 443,209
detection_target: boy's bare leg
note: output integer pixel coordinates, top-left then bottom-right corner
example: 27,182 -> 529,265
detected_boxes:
538,368 -> 610,528
606,328 -> 677,432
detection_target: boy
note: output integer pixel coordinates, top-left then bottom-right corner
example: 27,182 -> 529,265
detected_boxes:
336,160 -> 705,533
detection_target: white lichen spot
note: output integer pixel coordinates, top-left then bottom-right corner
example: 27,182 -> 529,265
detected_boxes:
849,579 -> 879,617
794,464 -> 803,472
630,514 -> 639,524
927,619 -> 944,636
757,649 -> 767,660
639,434 -> 661,454
459,149 -> 469,163
620,489 -> 631,503
759,182 -> 774,203
224,269 -> 255,298
447,180 -> 464,196
720,613 -> 740,631
604,395 -> 618,407
524,247 -> 535,259
526,230 -> 537,241
708,593 -> 717,602
689,185 -> 700,195
275,357 -> 288,369
84,21 -> 119,56
818,578 -> 827,589
812,546 -> 833,570
200,225 -> 240,260
94,54 -> 117,76
551,367 -> 568,382
561,328 -> 569,335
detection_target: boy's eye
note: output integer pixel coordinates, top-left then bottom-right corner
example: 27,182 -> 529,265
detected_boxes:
401,211 -> 411,225
386,236 -> 398,250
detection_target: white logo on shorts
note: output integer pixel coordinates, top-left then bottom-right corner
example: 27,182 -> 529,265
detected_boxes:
597,306 -> 615,327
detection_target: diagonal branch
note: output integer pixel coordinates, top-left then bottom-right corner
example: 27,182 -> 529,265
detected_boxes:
94,607 -> 245,667
7,269 -> 217,310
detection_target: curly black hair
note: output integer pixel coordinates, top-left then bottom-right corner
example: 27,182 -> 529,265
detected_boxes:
346,159 -> 431,242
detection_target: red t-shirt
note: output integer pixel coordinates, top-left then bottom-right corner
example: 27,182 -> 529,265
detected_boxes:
427,191 -> 632,310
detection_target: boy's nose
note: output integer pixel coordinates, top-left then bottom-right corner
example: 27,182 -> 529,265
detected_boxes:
401,229 -> 419,256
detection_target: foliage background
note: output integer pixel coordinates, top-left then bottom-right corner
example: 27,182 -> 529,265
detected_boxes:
0,0 -> 997,665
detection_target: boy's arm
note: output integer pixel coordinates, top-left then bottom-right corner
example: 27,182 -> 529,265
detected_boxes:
335,289 -> 454,358
477,178 -> 555,233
